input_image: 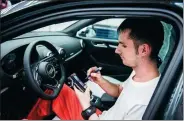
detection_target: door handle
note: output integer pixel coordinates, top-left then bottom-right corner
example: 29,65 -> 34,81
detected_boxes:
92,41 -> 117,48
92,41 -> 108,48
109,44 -> 117,49
94,43 -> 107,48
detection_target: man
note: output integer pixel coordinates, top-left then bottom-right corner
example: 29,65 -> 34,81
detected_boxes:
27,18 -> 164,120
74,18 -> 164,120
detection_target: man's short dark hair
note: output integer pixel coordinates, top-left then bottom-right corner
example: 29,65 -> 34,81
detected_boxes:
117,18 -> 164,63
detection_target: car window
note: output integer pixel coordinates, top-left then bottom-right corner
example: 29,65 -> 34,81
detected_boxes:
159,22 -> 175,61
158,21 -> 176,73
77,18 -> 125,41
33,20 -> 78,32
77,19 -> 174,60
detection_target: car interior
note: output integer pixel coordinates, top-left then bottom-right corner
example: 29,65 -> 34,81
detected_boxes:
0,17 -> 177,119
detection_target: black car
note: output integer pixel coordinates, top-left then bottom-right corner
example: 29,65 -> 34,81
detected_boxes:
0,0 -> 183,120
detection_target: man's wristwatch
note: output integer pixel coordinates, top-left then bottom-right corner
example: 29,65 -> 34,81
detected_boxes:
81,106 -> 96,120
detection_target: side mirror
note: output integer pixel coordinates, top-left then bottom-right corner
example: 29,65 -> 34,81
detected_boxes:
77,25 -> 96,37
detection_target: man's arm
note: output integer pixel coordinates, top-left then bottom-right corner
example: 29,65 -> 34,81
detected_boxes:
89,113 -> 99,120
97,77 -> 123,97
88,67 -> 123,97
74,87 -> 100,120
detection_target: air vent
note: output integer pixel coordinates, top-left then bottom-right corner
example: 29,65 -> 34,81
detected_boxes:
46,51 -> 52,56
58,48 -> 66,58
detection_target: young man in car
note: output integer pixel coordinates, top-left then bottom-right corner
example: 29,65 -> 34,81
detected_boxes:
27,18 -> 164,120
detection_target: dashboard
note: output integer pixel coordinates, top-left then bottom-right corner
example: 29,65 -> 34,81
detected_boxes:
0,32 -> 85,87
1,45 -> 39,75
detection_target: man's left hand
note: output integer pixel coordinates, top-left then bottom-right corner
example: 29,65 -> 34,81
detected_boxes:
74,86 -> 91,110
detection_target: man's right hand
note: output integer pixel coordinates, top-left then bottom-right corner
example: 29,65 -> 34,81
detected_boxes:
87,66 -> 104,85
87,66 -> 123,97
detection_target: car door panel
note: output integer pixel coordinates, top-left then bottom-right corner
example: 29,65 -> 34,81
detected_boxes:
84,38 -> 132,82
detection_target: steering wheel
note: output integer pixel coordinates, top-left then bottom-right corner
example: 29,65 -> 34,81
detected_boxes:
23,40 -> 66,100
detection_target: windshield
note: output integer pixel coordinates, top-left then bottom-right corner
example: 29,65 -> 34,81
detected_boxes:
33,20 -> 78,32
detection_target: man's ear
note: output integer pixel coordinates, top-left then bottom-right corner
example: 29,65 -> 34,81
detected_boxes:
138,44 -> 151,57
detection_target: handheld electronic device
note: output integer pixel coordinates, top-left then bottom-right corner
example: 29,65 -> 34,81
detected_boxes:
68,73 -> 87,92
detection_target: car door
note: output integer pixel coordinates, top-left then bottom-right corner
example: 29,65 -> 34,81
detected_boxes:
76,18 -> 132,81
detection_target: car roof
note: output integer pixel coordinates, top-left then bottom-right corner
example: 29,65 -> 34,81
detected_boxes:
1,0 -> 182,17
1,0 -> 47,16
